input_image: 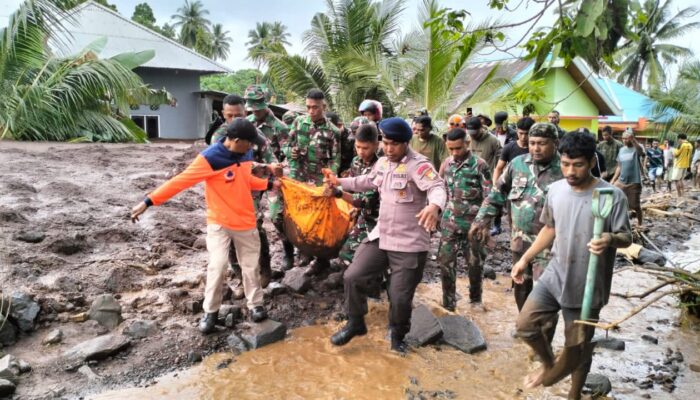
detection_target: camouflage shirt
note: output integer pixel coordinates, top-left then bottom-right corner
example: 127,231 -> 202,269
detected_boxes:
597,139 -> 623,173
440,152 -> 492,233
475,153 -> 562,262
247,110 -> 290,162
284,115 -> 341,185
347,154 -> 380,232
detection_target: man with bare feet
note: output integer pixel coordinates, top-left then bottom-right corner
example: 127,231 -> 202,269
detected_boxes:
512,131 -> 632,399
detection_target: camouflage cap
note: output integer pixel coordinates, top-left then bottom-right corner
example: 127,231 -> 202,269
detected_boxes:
529,122 -> 558,139
244,84 -> 268,111
282,110 -> 300,125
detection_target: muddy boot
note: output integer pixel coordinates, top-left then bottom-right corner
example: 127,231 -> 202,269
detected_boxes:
250,306 -> 268,323
198,311 -> 218,334
282,240 -> 295,271
330,317 -> 367,346
306,257 -> 330,276
468,266 -> 483,304
390,333 -> 408,355
259,230 -> 272,288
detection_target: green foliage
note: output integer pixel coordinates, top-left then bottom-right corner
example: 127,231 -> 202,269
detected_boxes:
246,21 -> 291,68
209,24 -> 232,61
159,23 -> 176,39
172,0 -> 211,48
200,69 -> 262,95
131,2 -> 156,28
650,60 -> 700,135
616,0 -> 699,91
56,0 -> 117,12
1,0 -> 171,142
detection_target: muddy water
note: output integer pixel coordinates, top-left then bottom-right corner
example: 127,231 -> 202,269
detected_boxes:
95,242 -> 700,399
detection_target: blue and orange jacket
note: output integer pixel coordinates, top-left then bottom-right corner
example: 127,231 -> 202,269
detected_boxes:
145,142 -> 270,231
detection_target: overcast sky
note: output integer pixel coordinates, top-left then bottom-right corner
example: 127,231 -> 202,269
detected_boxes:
2,0 -> 699,78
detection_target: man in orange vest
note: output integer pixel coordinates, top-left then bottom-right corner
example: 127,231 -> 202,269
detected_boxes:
131,118 -> 281,334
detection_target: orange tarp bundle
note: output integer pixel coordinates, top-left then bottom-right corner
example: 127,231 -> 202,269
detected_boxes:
280,177 -> 354,259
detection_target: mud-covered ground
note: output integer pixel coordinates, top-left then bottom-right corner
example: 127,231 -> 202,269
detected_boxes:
0,142 -> 698,399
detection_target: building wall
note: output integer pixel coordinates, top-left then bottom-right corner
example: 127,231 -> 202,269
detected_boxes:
131,68 -> 204,140
533,69 -> 600,132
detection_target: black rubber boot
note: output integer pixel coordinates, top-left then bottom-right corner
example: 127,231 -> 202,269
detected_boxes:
390,334 -> 409,355
468,266 -> 483,303
330,317 -> 367,346
251,306 -> 268,323
282,240 -> 295,271
198,311 -> 218,334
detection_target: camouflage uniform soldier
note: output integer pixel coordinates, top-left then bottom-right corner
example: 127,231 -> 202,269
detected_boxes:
282,110 -> 300,129
471,122 -> 563,311
283,89 -> 342,185
437,128 -> 492,310
337,123 -> 380,266
245,85 -> 290,162
326,111 -> 355,176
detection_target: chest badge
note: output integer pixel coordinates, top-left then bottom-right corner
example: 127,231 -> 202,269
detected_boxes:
225,170 -> 236,182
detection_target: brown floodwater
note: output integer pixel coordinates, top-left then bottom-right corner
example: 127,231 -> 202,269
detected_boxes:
94,239 -> 700,400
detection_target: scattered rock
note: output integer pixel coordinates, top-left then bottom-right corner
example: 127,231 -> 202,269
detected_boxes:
123,320 -> 159,339
0,355 -> 20,382
0,378 -> 15,397
9,292 -> 41,332
282,267 -> 311,293
584,373 -> 612,396
0,316 -> 18,346
154,258 -> 174,270
323,272 -> 344,289
264,282 -> 287,297
187,351 -> 202,363
438,315 -> 487,354
13,230 -> 46,243
227,333 -> 249,353
184,299 -> 203,314
406,305 -> 443,347
216,358 -> 233,370
689,363 -> 700,373
594,336 -> 625,351
17,359 -> 31,374
43,328 -> 63,345
482,266 -> 497,280
240,319 -> 287,349
62,334 -> 131,370
637,248 -> 666,265
641,334 -> 658,345
0,208 -> 27,223
77,365 -> 101,381
47,234 -> 89,255
103,266 -> 143,293
88,294 -> 123,330
218,305 -> 242,323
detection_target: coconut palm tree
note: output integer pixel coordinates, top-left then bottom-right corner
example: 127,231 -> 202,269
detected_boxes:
171,0 -> 211,49
616,0 -> 700,91
246,21 -> 291,69
266,0 -> 405,119
1,0 -> 171,142
650,60 -> 700,135
210,23 -> 232,61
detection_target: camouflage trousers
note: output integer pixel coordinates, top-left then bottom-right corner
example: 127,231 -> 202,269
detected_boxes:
338,220 -> 373,264
437,227 -> 485,310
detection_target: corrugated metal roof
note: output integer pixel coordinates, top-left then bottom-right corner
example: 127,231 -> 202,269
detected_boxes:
50,0 -> 230,74
596,77 -> 669,122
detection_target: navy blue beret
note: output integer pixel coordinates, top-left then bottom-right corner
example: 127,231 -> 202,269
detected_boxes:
379,117 -> 413,143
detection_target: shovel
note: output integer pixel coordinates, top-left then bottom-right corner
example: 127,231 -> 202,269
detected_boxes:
581,188 -> 615,321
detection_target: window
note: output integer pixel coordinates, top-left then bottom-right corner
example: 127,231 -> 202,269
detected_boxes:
131,115 -> 160,139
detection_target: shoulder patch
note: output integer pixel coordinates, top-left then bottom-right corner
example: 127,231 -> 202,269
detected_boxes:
416,163 -> 431,176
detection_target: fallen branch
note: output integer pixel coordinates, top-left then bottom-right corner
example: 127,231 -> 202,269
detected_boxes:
644,207 -> 700,223
611,279 -> 674,299
575,289 -> 690,331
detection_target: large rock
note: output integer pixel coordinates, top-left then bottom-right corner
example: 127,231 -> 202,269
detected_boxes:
594,336 -> 625,351
0,355 -> 20,382
122,320 -> 159,339
584,373 -> 612,396
406,305 -> 443,347
9,292 -> 40,332
0,316 -> 18,346
240,319 -> 287,349
226,333 -> 249,353
0,378 -> 15,397
438,315 -> 487,354
88,294 -> 123,330
282,267 -> 312,293
62,334 -> 130,370
637,248 -> 666,265
13,230 -> 46,243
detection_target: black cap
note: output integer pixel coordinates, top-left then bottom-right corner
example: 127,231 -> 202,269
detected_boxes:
225,118 -> 265,146
465,117 -> 482,135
